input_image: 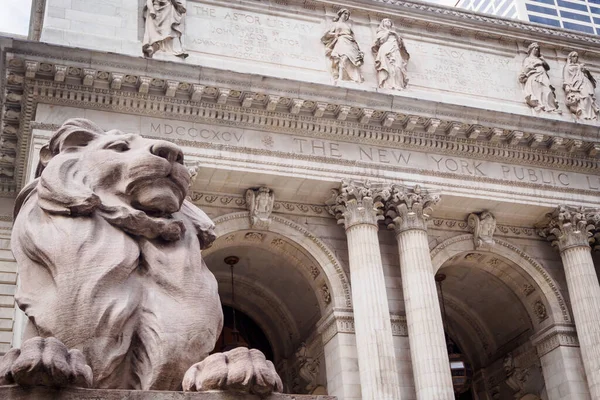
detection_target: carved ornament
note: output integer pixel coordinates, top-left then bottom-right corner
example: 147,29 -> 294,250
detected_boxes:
385,184 -> 440,234
326,180 -> 390,229
537,205 -> 600,251
246,187 -> 275,230
467,211 -> 497,248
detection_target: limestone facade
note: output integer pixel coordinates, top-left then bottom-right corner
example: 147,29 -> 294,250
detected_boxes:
2,0 -> 600,398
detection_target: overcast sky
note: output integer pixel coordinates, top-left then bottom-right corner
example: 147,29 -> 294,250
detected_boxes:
0,0 -> 456,37
0,0 -> 32,36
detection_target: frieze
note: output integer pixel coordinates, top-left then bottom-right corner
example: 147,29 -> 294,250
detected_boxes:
5,55 -> 600,172
531,324 -> 580,357
20,74 -> 600,170
318,310 -> 408,345
192,192 -> 549,237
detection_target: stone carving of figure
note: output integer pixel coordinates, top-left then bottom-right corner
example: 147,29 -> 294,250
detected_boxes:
563,51 -> 600,120
468,211 -> 496,248
519,43 -> 560,113
246,187 -> 275,229
372,18 -> 410,90
0,119 -> 282,395
503,353 -> 530,397
143,0 -> 189,59
321,9 -> 364,83
295,343 -> 320,393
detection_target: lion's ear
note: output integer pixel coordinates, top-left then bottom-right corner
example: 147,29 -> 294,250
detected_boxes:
35,144 -> 53,178
49,118 -> 104,155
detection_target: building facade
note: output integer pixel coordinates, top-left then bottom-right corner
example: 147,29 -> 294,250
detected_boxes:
456,0 -> 600,35
1,0 -> 600,399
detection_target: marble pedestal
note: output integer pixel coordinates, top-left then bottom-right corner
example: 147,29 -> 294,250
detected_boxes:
0,387 -> 336,400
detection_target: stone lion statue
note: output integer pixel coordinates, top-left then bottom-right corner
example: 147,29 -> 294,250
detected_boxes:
0,119 -> 282,395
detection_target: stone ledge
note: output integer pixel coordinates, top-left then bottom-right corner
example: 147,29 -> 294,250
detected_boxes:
0,386 -> 336,400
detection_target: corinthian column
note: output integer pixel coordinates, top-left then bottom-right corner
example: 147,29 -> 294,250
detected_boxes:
539,206 -> 600,398
385,184 -> 454,400
327,180 -> 402,400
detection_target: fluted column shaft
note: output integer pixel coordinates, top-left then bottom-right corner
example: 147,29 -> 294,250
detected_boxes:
328,181 -> 402,400
560,246 -> 600,397
539,205 -> 600,398
387,185 -> 454,400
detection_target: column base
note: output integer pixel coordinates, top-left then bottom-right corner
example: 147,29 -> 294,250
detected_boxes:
0,386 -> 336,400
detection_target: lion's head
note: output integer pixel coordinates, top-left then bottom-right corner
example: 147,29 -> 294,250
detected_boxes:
16,118 -> 215,246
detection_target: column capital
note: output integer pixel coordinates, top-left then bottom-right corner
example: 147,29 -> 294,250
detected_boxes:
385,184 -> 440,234
326,180 -> 390,229
537,205 -> 600,252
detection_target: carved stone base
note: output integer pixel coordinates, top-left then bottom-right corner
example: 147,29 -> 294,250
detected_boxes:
0,386 -> 336,400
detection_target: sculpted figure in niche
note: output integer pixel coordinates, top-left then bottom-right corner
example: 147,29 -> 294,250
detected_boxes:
372,19 -> 410,90
563,51 -> 600,120
519,43 -> 560,113
321,8 -> 364,83
143,0 -> 189,59
0,119 -> 282,395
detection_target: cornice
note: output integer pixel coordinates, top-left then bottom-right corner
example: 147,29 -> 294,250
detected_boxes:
14,69 -> 600,172
2,41 -> 600,152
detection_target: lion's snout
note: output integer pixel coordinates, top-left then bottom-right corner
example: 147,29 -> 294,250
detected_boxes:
150,140 -> 184,164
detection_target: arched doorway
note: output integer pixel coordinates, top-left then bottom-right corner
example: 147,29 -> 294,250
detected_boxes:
201,212 -> 350,394
431,235 -> 572,399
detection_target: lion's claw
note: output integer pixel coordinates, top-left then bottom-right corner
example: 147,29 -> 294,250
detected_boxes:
183,347 -> 283,396
0,337 -> 92,388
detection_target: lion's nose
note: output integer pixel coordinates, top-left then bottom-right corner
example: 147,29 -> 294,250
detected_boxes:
150,141 -> 184,164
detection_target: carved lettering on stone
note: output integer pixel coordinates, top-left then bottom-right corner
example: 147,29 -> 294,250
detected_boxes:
467,211 -> 497,248
321,9 -> 364,83
563,51 -> 600,120
143,0 -> 189,59
246,187 -> 275,229
519,43 -> 561,113
372,19 -> 409,90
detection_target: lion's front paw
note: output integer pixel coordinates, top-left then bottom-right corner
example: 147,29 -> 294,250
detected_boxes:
0,337 -> 92,388
183,347 -> 283,396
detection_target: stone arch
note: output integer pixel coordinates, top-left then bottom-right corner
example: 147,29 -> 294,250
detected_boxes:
430,234 -> 571,327
207,212 -> 351,310
214,272 -> 299,361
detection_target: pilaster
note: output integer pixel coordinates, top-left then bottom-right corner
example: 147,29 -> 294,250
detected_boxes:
531,325 -> 590,400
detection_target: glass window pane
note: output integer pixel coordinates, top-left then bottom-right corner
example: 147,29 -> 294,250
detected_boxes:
560,10 -> 591,22
527,3 -> 559,14
589,0 -> 600,6
557,0 -> 588,11
530,0 -> 556,6
563,21 -> 595,32
528,14 -> 562,25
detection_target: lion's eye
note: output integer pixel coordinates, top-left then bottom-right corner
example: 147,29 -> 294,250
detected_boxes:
105,141 -> 130,152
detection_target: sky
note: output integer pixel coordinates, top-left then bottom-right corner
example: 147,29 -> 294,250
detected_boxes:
0,0 -> 32,36
0,0 -> 456,37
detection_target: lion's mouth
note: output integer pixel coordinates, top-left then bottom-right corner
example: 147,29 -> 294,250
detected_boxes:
126,164 -> 190,216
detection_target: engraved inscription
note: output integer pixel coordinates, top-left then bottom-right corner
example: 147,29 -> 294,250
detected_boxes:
408,42 -> 519,99
186,4 -> 323,69
141,119 -> 596,192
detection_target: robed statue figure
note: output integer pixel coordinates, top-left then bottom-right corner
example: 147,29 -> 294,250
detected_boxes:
563,51 -> 600,120
143,0 -> 189,59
